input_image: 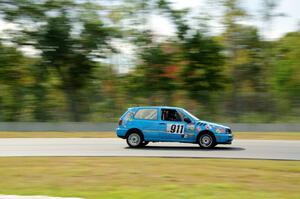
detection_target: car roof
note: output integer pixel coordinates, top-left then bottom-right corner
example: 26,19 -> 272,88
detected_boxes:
129,106 -> 182,109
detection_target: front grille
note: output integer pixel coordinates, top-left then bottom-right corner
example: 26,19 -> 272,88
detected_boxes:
226,129 -> 232,134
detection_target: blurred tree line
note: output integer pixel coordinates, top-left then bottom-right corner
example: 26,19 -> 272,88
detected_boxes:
0,0 -> 299,122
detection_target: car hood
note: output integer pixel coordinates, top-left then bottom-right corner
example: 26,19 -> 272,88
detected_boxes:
196,120 -> 230,129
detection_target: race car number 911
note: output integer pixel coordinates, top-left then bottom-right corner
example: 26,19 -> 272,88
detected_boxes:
167,124 -> 184,134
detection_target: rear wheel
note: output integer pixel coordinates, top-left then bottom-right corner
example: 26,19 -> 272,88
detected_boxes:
198,133 -> 216,149
126,132 -> 143,148
140,141 -> 149,147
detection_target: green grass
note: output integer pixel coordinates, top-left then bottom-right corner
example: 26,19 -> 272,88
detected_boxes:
0,131 -> 117,138
0,157 -> 299,199
0,131 -> 299,140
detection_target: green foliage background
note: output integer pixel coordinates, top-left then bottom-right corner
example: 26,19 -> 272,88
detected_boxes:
0,0 -> 299,122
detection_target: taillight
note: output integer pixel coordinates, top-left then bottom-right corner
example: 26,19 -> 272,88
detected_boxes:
118,119 -> 123,126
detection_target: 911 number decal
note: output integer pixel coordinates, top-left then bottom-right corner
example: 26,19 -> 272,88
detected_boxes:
167,124 -> 184,134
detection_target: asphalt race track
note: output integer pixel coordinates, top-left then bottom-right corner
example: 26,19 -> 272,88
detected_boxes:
0,138 -> 299,160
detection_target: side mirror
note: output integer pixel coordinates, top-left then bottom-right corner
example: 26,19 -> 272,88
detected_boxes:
184,117 -> 191,123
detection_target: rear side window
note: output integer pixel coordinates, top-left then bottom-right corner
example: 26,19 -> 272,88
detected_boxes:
134,109 -> 158,120
123,110 -> 134,120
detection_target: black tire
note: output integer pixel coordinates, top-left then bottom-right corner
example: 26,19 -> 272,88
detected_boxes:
126,132 -> 143,148
198,133 -> 216,149
140,141 -> 149,147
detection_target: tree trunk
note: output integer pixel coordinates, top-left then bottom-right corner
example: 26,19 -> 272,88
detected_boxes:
55,65 -> 82,122
64,86 -> 82,122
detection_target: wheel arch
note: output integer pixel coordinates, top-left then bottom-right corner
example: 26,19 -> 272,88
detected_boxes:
125,128 -> 144,139
196,130 -> 216,142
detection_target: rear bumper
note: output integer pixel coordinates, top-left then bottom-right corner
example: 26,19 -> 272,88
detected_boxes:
116,128 -> 127,139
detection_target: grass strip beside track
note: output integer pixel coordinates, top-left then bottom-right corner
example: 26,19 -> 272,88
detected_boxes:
0,131 -> 299,140
0,157 -> 299,199
0,132 -> 117,138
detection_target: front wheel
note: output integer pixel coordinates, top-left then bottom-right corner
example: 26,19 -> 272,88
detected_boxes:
126,132 -> 143,148
198,133 -> 216,149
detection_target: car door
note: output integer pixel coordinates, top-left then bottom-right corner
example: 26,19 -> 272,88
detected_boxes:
158,108 -> 187,141
132,108 -> 160,140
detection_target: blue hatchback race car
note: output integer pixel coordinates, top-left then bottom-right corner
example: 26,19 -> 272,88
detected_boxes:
116,106 -> 233,148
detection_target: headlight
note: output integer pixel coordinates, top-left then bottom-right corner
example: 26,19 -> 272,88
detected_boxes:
215,127 -> 226,133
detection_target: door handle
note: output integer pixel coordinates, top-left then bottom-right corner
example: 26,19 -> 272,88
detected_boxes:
159,123 -> 166,125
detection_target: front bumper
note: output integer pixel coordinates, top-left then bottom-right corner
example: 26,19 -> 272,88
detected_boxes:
215,133 -> 233,144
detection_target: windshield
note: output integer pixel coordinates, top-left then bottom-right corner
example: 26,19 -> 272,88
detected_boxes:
180,108 -> 200,121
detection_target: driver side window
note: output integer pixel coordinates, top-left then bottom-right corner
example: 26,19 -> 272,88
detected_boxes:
161,109 -> 182,122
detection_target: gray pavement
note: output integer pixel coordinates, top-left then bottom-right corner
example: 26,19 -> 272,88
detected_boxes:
0,138 -> 299,160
